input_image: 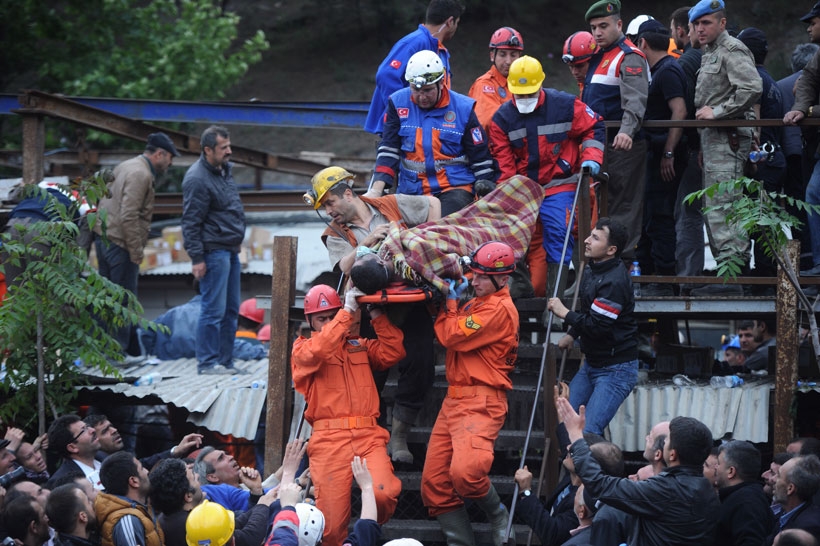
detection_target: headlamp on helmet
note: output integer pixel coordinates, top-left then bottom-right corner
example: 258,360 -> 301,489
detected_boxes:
304,166 -> 355,209
405,51 -> 446,90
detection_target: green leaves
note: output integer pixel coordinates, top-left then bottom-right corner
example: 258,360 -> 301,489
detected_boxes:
685,176 -> 820,280
0,172 -> 165,428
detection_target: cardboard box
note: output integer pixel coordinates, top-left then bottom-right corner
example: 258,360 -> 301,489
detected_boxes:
247,227 -> 273,260
161,226 -> 191,262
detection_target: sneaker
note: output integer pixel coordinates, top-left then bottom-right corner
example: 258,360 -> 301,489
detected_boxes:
198,364 -> 238,375
689,283 -> 744,297
641,283 -> 675,297
801,264 -> 820,276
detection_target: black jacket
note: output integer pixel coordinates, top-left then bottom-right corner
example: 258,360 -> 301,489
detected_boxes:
570,438 -> 719,546
516,480 -> 579,545
565,258 -> 638,366
181,156 -> 246,265
716,481 -> 775,546
766,501 -> 820,545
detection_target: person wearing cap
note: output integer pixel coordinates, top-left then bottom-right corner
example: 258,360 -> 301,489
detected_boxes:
92,132 -> 179,354
182,125 -> 247,375
689,0 -> 762,297
562,31 -> 598,93
802,1 -> 820,43
307,166 -> 439,466
715,334 -> 747,374
364,0 -> 464,136
468,27 -> 524,131
582,0 -> 650,261
291,284 -> 404,546
488,54 -> 605,303
632,19 -> 688,297
367,49 -> 498,216
420,241 -> 520,546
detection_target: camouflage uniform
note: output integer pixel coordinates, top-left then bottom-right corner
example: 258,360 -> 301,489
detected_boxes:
694,30 -> 761,262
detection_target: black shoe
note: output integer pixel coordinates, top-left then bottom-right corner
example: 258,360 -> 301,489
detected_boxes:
689,283 -> 744,297
641,283 -> 675,297
800,264 -> 820,276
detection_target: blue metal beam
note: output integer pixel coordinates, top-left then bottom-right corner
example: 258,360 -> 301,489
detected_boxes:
0,94 -> 369,129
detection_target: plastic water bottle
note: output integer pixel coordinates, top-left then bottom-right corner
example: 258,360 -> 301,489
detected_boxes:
135,372 -> 162,386
710,375 -> 744,388
629,261 -> 642,297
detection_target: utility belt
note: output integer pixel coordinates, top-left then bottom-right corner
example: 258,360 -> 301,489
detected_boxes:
447,385 -> 506,399
401,155 -> 468,173
312,416 -> 377,431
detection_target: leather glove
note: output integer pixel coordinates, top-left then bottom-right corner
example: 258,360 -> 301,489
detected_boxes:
446,277 -> 469,301
344,286 -> 364,312
581,160 -> 600,175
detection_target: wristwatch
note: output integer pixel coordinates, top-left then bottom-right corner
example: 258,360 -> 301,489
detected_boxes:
810,106 -> 815,118
663,151 -> 674,159
522,489 -> 532,498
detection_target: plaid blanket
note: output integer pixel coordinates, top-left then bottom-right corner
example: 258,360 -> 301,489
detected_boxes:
378,175 -> 544,293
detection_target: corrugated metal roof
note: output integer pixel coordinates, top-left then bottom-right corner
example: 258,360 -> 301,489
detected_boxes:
79,356 -> 269,440
609,377 -> 773,450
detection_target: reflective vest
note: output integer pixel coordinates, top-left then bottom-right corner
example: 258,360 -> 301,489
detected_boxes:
583,37 -> 646,123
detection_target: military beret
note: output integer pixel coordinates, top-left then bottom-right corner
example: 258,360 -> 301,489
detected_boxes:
689,0 -> 725,22
585,0 -> 621,22
801,1 -> 820,23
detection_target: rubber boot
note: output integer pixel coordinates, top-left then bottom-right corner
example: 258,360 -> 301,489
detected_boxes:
388,417 -> 414,464
436,506 -> 476,546
474,484 -> 514,546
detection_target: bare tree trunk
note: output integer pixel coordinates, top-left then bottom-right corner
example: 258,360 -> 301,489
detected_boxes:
36,310 -> 46,435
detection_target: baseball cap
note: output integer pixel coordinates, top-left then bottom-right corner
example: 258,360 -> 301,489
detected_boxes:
802,0 -> 820,22
147,132 -> 180,157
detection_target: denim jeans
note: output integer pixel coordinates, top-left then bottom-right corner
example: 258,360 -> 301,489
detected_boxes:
197,250 -> 241,369
95,236 -> 139,352
569,359 -> 639,435
806,159 -> 820,267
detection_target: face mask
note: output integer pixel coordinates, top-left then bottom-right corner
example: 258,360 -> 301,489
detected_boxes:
515,97 -> 538,114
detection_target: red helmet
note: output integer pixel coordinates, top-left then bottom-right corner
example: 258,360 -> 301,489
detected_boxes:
257,324 -> 270,342
469,241 -> 516,275
489,27 -> 524,51
239,298 -> 265,323
562,31 -> 597,65
303,285 -> 342,317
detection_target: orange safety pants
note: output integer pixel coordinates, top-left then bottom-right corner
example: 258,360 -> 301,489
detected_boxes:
308,426 -> 401,546
420,391 -> 508,517
526,221 -> 547,298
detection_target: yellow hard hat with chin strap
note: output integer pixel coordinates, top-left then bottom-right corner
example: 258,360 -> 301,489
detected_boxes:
304,166 -> 355,209
186,500 -> 235,546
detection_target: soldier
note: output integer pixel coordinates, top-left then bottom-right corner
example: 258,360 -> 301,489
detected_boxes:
688,0 -> 761,296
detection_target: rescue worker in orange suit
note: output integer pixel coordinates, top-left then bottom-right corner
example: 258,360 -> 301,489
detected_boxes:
468,27 -> 525,131
291,285 -> 404,546
421,241 -> 520,546
489,55 -> 605,305
562,31 -> 598,94
366,50 -> 498,217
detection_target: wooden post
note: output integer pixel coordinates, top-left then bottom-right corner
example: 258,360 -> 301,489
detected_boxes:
265,236 -> 298,473
773,241 -> 799,452
21,114 -> 45,184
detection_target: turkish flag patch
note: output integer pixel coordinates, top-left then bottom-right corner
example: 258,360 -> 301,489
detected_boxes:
625,66 -> 643,75
390,59 -> 402,69
471,127 -> 484,144
483,85 -> 495,94
397,108 -> 410,118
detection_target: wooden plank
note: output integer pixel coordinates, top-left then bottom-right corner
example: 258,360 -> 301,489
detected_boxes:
774,241 -> 800,451
265,236 -> 297,472
21,114 -> 44,184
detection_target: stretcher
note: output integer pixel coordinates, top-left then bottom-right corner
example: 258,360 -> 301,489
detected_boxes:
356,281 -> 435,304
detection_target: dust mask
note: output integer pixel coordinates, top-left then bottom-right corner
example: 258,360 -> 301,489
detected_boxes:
515,97 -> 538,114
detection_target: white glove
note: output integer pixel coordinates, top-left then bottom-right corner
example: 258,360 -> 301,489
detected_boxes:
344,286 -> 364,312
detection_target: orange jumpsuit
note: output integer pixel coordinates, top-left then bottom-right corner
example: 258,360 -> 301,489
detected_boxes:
421,285 -> 519,517
468,65 -> 514,132
291,309 -> 405,546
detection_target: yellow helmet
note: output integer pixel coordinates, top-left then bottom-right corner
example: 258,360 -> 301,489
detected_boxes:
507,55 -> 545,95
304,166 -> 355,209
186,500 -> 235,546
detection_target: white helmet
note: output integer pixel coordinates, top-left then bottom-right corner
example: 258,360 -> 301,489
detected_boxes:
405,50 -> 445,90
294,503 -> 325,546
626,14 -> 654,37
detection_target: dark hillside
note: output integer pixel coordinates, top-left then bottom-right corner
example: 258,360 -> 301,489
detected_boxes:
224,0 -> 814,158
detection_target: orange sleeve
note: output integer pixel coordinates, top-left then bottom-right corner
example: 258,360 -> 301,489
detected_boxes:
364,313 -> 406,371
